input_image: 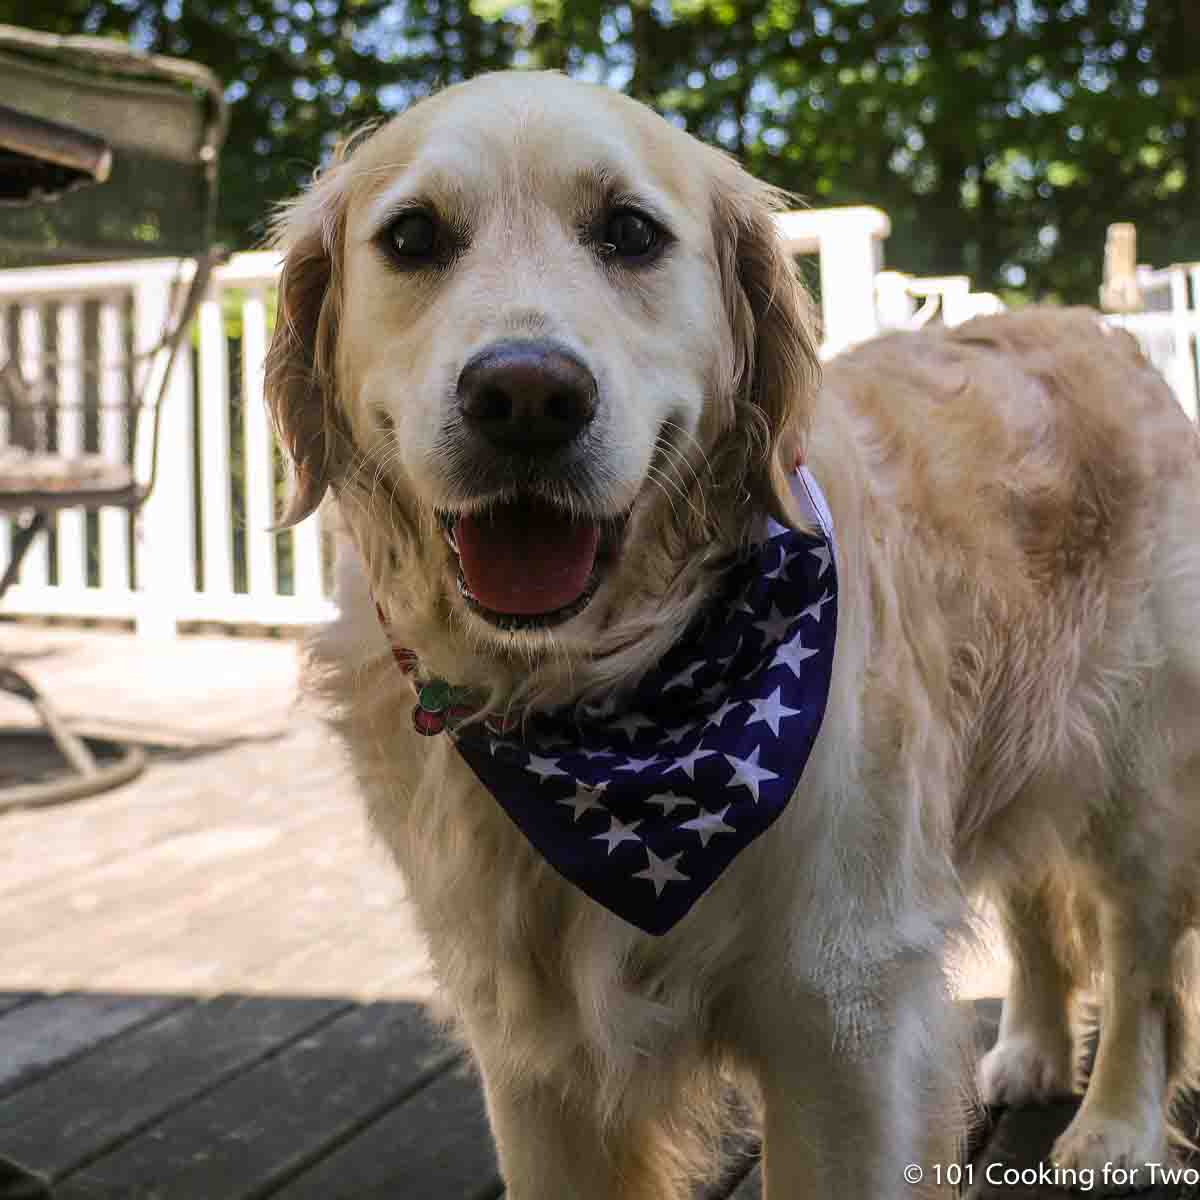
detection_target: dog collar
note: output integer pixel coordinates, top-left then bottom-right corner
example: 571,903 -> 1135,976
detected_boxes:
375,467 -> 837,935
373,611 -> 513,737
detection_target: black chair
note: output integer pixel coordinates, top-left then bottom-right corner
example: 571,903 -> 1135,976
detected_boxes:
0,23 -> 228,809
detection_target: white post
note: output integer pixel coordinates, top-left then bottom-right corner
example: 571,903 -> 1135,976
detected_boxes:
132,267 -> 195,638
0,307 -> 10,568
197,282 -> 234,600
1170,267 -> 1198,422
240,286 -> 276,598
937,278 -> 973,327
875,270 -> 915,331
17,303 -> 48,591
55,301 -> 87,595
292,512 -> 324,603
98,297 -> 131,593
1190,266 -> 1200,424
819,223 -> 882,356
774,208 -> 890,358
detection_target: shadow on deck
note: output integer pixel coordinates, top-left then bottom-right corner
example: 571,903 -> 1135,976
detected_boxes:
4,991 -> 1200,1199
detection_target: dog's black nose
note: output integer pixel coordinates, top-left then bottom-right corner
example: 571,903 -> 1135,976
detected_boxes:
457,340 -> 597,453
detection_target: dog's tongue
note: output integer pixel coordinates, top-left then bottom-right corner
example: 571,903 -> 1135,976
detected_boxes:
456,500 -> 599,615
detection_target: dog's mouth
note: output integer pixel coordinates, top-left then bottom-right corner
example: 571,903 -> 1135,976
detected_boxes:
437,497 -> 629,631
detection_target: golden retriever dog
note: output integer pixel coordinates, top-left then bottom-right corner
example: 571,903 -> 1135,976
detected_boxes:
265,70 -> 1200,1198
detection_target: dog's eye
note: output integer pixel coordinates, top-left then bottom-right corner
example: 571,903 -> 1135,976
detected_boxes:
602,209 -> 661,261
384,211 -> 438,260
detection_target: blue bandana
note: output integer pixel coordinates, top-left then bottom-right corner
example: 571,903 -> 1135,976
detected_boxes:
434,467 -> 838,935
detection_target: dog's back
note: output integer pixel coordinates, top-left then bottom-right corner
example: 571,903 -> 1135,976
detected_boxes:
821,308 -> 1200,855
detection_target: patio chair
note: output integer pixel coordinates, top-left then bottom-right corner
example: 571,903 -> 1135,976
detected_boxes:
0,23 -> 229,810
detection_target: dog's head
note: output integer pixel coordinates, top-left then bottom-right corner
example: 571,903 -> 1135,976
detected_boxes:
267,71 -> 818,688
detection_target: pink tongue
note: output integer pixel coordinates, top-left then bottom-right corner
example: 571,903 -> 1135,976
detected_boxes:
456,500 -> 600,615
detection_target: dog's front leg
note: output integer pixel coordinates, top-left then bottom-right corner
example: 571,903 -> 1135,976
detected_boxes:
752,961 -> 961,1199
476,1057 -> 676,1200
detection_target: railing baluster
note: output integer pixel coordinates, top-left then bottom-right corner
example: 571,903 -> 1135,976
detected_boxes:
98,296 -> 131,594
1169,267 -> 1198,422
0,305 -> 10,568
55,300 -> 87,595
241,286 -> 276,598
133,266 -> 195,637
1190,267 -> 1200,425
292,510 -> 324,603
198,282 -> 234,599
16,302 -> 48,591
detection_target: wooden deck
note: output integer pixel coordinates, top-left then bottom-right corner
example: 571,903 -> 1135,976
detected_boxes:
3,623 -> 1198,1198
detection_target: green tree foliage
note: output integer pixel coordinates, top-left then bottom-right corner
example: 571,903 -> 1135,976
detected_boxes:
3,0 -> 1196,301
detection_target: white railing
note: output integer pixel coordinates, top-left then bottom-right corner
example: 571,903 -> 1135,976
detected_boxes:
0,251 -> 335,634
874,264 -> 1199,426
874,270 -> 1005,332
0,227 -> 1195,637
775,206 -> 891,357
1106,264 -> 1200,423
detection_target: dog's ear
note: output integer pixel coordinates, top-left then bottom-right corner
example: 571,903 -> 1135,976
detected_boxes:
264,140 -> 358,527
711,164 -> 821,530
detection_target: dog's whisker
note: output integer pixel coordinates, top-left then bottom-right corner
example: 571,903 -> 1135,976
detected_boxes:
646,460 -> 705,529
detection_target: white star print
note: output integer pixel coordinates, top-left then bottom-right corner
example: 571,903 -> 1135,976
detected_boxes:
615,753 -> 662,774
799,589 -> 834,623
645,791 -> 696,816
723,745 -> 779,802
706,698 -> 743,728
559,782 -> 608,822
664,660 -> 705,690
771,636 -> 819,679
667,745 -> 717,779
634,847 -> 689,896
746,686 -> 803,737
525,753 -> 568,782
611,711 -> 656,742
754,604 -> 794,642
700,683 -> 726,706
592,815 -> 643,855
763,546 -> 788,581
765,517 -> 790,540
679,805 -> 736,847
580,746 -> 615,760
810,545 -> 832,577
662,723 -> 695,745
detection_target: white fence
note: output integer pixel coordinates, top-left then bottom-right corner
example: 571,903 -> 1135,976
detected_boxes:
0,251 -> 334,634
1105,264 -> 1200,423
0,219 -> 1196,636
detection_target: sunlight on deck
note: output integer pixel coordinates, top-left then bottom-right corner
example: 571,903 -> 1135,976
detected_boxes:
0,623 -> 435,1002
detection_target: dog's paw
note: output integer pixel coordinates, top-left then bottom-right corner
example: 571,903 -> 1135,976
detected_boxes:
978,1032 -> 1074,1107
1051,1112 -> 1168,1193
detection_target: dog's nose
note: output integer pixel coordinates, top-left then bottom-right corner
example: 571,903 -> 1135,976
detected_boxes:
457,340 -> 597,453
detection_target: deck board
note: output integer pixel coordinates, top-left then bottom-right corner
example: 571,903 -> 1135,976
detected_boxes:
0,992 -> 35,1018
266,1059 -> 503,1200
48,1002 -> 459,1200
3,979 -> 1200,1196
0,992 -> 185,1098
1,995 -> 346,1183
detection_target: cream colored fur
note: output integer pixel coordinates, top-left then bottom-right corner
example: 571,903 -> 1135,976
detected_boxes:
267,71 -> 1200,1198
